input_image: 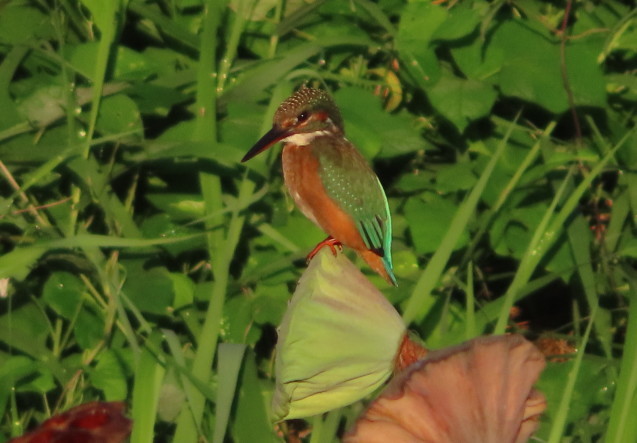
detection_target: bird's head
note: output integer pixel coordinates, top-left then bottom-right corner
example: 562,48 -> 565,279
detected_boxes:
241,88 -> 343,162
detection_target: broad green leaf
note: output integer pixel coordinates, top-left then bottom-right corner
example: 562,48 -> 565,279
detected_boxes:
0,246 -> 46,280
0,304 -> 50,357
335,87 -> 426,158
114,47 -> 161,81
92,349 -> 128,400
405,194 -> 470,255
0,126 -> 75,163
95,94 -> 143,137
229,0 -> 278,21
74,308 -> 105,350
486,20 -> 605,113
129,84 -> 186,116
221,295 -> 261,345
427,72 -> 497,132
0,4 -> 53,44
431,5 -> 481,41
220,101 -> 268,155
391,249 -> 420,280
16,365 -> 56,394
42,272 -> 85,320
450,33 -> 505,81
122,261 -> 173,315
396,2 -> 446,86
436,162 -> 478,193
168,273 -> 195,310
397,2 -> 447,51
251,285 -> 288,326
80,0 -> 122,34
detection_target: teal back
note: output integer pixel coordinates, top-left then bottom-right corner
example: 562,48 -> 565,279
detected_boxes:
312,137 -> 394,278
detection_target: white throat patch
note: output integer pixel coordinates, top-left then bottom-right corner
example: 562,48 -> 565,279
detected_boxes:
282,130 -> 331,147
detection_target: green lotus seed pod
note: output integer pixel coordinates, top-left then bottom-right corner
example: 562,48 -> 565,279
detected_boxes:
272,249 -> 406,421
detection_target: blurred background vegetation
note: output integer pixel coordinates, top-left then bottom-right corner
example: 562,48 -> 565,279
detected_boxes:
1,0 -> 636,441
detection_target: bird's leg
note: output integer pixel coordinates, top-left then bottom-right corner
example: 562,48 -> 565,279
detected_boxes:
306,236 -> 343,263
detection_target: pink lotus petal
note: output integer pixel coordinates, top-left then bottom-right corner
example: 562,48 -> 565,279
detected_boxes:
345,334 -> 546,443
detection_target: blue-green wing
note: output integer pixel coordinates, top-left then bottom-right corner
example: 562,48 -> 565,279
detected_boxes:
313,138 -> 392,258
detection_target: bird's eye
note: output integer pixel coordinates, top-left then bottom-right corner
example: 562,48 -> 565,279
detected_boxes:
297,111 -> 309,123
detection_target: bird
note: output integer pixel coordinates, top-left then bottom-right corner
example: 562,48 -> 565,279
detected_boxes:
242,87 -> 397,286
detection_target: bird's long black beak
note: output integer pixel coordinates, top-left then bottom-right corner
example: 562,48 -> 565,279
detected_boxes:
241,125 -> 289,162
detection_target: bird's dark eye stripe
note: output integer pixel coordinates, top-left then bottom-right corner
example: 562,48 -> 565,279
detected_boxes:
297,111 -> 309,122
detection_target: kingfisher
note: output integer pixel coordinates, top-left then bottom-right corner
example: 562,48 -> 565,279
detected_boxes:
242,87 -> 397,286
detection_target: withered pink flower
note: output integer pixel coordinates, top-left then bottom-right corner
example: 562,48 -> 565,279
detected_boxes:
345,334 -> 546,443
10,401 -> 131,443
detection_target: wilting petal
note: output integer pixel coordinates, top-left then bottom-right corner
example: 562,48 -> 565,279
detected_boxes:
345,335 -> 546,443
10,401 -> 132,443
272,249 -> 407,421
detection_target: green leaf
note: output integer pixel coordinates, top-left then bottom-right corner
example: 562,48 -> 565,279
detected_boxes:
427,72 -> 497,132
129,84 -> 186,116
618,237 -> 637,258
220,101 -> 268,155
74,308 -> 105,350
42,272 -> 85,320
221,295 -> 261,345
431,5 -> 480,41
0,305 -> 52,373
488,20 -> 564,111
95,94 -> 143,137
80,0 -> 122,34
251,286 -> 288,326
0,126 -> 74,163
486,19 -> 605,113
122,261 -> 173,315
436,162 -> 478,193
0,246 -> 46,280
114,46 -> 161,81
405,194 -> 470,255
335,87 -> 426,158
396,2 -> 446,86
168,273 -> 195,310
0,4 -> 53,44
91,350 -> 128,401
450,33 -> 505,81
564,39 -> 607,108
16,365 -> 56,394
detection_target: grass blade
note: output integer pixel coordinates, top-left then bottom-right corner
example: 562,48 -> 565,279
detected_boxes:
401,118 -> 513,325
130,333 -> 165,443
213,344 -> 246,443
493,131 -> 631,333
547,305 -> 597,443
605,270 -> 637,442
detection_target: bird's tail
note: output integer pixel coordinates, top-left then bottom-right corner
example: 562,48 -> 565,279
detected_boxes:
360,249 -> 398,287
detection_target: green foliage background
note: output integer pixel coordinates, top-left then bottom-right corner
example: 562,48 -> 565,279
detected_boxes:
1,0 -> 636,441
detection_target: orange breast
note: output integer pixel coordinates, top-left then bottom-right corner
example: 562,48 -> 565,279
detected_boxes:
282,144 -> 367,250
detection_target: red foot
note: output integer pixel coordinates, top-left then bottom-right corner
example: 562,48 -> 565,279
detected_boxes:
306,236 -> 343,263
